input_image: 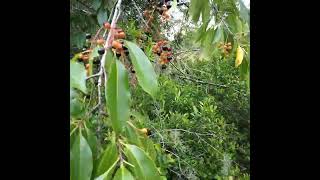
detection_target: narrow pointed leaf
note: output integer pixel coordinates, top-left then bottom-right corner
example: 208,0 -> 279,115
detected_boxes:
95,158 -> 119,180
70,133 -> 93,180
70,61 -> 87,94
124,144 -> 162,180
124,41 -> 159,98
124,123 -> 142,147
97,7 -> 108,26
96,138 -> 118,177
212,26 -> 224,44
106,60 -> 130,134
105,49 -> 115,72
113,165 -> 135,180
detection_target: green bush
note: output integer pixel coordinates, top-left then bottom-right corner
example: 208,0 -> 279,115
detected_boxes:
131,57 -> 250,179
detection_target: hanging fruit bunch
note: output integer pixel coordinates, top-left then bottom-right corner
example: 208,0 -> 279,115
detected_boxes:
152,40 -> 173,68
156,1 -> 172,22
218,42 -> 232,57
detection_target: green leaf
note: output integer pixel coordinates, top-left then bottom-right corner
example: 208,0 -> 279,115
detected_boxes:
202,28 -> 215,57
92,0 -> 102,11
195,21 -> 210,44
212,26 -> 224,44
72,32 -> 86,48
125,41 -> 159,98
97,7 -> 108,26
95,158 -> 119,180
124,144 -> 162,180
106,60 -> 130,135
105,49 -> 115,72
96,137 -> 118,177
113,165 -> 135,180
104,0 -> 117,11
70,98 -> 84,118
124,122 -> 142,147
240,58 -> 249,81
141,138 -> 157,161
189,0 -> 203,22
84,128 -> 99,160
70,61 -> 87,94
70,133 -> 93,180
227,15 -> 242,34
201,0 -> 210,24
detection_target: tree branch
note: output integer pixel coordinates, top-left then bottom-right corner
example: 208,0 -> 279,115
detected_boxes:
91,0 -> 123,113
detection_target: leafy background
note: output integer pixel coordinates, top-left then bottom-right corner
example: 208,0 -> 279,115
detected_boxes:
70,0 -> 250,179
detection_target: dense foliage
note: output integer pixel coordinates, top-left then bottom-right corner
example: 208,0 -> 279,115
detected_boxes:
70,0 -> 250,179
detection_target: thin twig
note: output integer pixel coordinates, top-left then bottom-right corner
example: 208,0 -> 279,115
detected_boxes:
163,129 -> 217,137
131,0 -> 148,27
86,72 -> 101,80
177,75 -> 228,87
92,0 -> 123,113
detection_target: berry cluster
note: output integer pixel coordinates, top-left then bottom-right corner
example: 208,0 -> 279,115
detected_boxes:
156,2 -> 171,21
103,22 -> 129,58
152,40 -> 173,65
218,42 -> 232,57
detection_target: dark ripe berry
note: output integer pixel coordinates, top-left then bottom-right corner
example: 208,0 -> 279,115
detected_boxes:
161,64 -> 167,69
116,52 -> 121,58
123,46 -> 128,50
146,129 -> 152,136
98,48 -> 105,55
157,52 -> 161,56
93,59 -> 100,64
167,47 -> 172,51
162,46 -> 169,51
131,69 -> 135,73
124,50 -> 129,56
86,33 -> 91,39
167,56 -> 173,61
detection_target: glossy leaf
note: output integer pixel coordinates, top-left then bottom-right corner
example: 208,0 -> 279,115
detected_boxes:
113,165 -> 135,180
124,123 -> 142,147
92,0 -> 102,11
95,158 -> 119,180
70,98 -> 84,118
96,137 -> 118,177
124,144 -> 162,180
240,58 -> 249,81
125,41 -> 159,98
70,133 -> 93,180
106,60 -> 130,134
70,61 -> 87,94
141,138 -> 157,161
212,26 -> 224,44
72,32 -> 86,48
227,15 -> 242,34
201,0 -> 210,24
189,0 -> 203,22
97,7 -> 108,26
105,49 -> 115,72
84,128 -> 99,160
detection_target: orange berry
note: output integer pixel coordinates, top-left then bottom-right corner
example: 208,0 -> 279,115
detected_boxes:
115,32 -> 126,39
96,39 -> 105,45
112,40 -> 123,50
103,22 -> 111,29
